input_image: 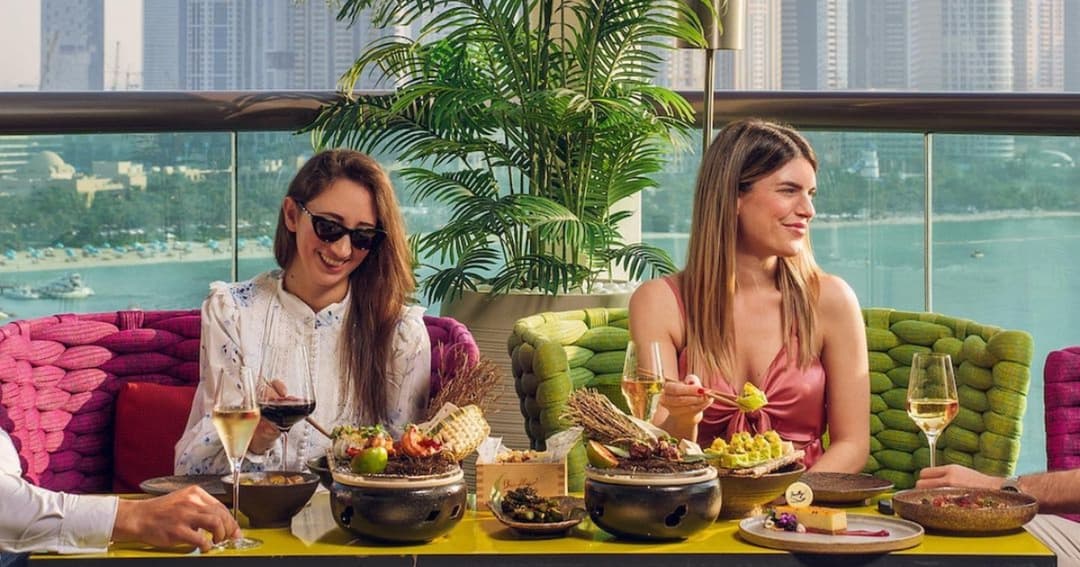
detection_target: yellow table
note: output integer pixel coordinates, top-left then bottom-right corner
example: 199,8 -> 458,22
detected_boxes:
34,492 -> 1054,566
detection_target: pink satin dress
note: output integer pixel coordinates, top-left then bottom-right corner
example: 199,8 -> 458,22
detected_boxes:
663,278 -> 827,467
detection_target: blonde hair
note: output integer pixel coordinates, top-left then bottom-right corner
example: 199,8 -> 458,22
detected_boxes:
274,149 -> 415,423
682,119 -> 822,380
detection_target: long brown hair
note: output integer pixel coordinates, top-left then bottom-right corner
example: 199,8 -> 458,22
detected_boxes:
273,149 -> 415,423
682,119 -> 822,380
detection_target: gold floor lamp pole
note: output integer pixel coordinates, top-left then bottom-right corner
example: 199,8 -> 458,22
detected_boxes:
682,0 -> 744,155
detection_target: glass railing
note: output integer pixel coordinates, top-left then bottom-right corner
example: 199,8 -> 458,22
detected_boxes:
2,90 -> 1078,475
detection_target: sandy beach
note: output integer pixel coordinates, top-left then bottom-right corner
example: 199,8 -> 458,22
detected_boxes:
0,242 -> 275,276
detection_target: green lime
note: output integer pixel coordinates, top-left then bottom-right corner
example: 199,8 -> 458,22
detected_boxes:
350,446 -> 389,474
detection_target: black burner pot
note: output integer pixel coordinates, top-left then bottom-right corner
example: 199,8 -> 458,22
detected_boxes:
329,468 -> 467,543
584,466 -> 721,541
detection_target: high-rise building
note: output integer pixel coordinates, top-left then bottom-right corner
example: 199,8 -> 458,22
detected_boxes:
143,0 -> 186,90
715,0 -> 783,90
1013,0 -> 1065,92
1068,0 -> 1080,91
142,0 -> 398,91
40,0 -> 104,91
848,0 -> 910,90
781,0 -> 847,90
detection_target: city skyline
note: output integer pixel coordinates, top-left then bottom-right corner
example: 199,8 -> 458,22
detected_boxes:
1,0 -> 1080,92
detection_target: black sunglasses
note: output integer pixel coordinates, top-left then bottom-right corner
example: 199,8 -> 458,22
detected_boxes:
294,200 -> 385,250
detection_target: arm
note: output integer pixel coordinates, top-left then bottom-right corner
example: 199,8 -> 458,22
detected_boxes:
629,278 -> 710,442
176,283 -> 275,474
385,306 -> 432,436
113,486 -> 240,552
811,274 -> 870,473
1,430 -> 114,554
917,465 -> 1080,514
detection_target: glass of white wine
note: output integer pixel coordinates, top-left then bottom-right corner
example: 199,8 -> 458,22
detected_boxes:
212,366 -> 262,550
906,352 -> 959,468
621,340 -> 665,420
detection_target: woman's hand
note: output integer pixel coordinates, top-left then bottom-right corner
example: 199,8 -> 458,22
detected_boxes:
247,379 -> 287,455
655,373 -> 711,433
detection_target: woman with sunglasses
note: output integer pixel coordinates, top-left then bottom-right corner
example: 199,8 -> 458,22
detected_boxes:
175,149 -> 430,474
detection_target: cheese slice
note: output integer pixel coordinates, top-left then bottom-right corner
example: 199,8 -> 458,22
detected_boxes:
774,505 -> 847,534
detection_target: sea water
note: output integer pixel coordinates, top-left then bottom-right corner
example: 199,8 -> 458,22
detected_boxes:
3,215 -> 1080,475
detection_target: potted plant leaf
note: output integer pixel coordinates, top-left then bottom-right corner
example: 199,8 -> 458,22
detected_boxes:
308,0 -> 706,448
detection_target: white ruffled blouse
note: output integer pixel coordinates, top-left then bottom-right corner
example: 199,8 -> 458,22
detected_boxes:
174,270 -> 431,474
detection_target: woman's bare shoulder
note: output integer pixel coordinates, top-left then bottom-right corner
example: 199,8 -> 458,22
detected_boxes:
815,272 -> 861,319
630,275 -> 680,311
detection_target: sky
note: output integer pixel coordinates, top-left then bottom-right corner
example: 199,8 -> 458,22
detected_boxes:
0,0 -> 142,90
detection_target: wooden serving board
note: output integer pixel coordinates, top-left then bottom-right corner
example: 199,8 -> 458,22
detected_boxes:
713,450 -> 805,478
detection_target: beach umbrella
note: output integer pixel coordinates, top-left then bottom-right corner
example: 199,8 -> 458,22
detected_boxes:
4,250 -> 15,260
55,242 -> 65,249
65,249 -> 75,257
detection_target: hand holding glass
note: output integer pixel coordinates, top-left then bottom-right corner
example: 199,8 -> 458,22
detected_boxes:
257,344 -> 315,470
212,366 -> 262,550
906,352 -> 959,468
621,340 -> 665,420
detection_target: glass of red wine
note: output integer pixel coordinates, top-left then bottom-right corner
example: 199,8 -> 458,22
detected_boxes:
257,344 -> 315,470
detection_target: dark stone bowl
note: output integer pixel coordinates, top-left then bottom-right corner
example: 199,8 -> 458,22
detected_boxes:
306,455 -> 333,490
220,471 -> 319,528
329,468 -> 467,543
584,466 -> 721,541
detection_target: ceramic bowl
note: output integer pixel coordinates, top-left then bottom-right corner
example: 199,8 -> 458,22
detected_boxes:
892,487 -> 1037,534
716,463 -> 806,519
584,466 -> 721,541
220,471 -> 319,528
306,455 -> 333,490
488,496 -> 586,538
329,467 -> 467,543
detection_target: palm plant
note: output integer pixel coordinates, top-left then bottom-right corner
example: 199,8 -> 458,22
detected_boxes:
309,0 -> 705,304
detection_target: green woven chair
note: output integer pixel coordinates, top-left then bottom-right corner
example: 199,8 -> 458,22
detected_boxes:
863,308 -> 1033,489
508,307 -> 631,491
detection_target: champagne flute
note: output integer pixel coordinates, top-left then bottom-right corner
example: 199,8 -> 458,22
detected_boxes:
621,340 -> 665,420
257,344 -> 315,471
212,366 -> 262,550
906,352 -> 959,468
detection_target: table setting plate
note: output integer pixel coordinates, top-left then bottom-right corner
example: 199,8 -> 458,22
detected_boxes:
139,474 -> 231,504
800,472 -> 894,504
738,513 -> 923,554
488,496 -> 586,538
892,487 -> 1037,534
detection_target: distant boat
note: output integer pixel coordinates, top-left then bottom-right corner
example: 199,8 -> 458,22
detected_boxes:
970,249 -> 985,259
0,308 -> 10,320
35,273 -> 95,299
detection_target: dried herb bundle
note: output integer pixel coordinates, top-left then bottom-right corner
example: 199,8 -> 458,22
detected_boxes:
562,389 -> 652,446
425,350 -> 501,420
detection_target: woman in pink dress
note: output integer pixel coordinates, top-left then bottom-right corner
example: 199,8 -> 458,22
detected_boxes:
629,119 -> 868,472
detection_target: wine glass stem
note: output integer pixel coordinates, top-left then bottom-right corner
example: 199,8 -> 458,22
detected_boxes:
230,459 -> 241,523
927,435 -> 939,468
281,431 -> 289,471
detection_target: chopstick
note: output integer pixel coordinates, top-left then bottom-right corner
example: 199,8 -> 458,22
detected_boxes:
306,416 -> 333,439
660,375 -> 739,404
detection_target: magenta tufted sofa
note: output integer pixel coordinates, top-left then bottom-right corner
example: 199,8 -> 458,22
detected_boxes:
0,309 -> 478,494
1044,346 -> 1080,522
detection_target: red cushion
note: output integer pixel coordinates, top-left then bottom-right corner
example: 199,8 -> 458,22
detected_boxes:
112,382 -> 196,493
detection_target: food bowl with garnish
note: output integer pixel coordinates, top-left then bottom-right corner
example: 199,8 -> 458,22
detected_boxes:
327,406 -> 489,543
220,471 -> 319,528
892,487 -> 1037,534
564,390 -> 722,541
704,431 -> 807,519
